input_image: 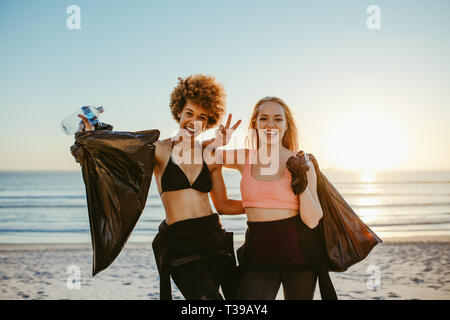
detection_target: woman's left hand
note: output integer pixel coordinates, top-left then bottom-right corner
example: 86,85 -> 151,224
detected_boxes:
287,150 -> 311,195
209,114 -> 241,148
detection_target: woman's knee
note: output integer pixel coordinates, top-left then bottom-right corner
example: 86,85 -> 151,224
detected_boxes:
236,270 -> 281,300
170,261 -> 223,300
282,269 -> 318,300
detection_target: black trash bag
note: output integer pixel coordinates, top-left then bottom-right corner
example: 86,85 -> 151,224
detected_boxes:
287,151 -> 382,272
70,124 -> 160,275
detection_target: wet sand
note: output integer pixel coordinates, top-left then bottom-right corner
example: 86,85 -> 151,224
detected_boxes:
0,237 -> 449,300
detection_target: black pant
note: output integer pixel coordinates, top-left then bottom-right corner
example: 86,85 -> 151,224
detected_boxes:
169,255 -> 237,300
236,269 -> 318,300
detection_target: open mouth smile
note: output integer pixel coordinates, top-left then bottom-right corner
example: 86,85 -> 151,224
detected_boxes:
264,129 -> 278,137
184,126 -> 197,136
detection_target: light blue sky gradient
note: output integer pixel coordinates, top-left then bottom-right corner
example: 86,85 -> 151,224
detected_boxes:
0,0 -> 449,170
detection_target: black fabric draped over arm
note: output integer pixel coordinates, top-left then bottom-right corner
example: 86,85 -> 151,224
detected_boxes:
70,123 -> 160,275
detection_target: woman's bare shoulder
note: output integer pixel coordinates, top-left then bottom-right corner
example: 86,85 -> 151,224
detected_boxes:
154,138 -> 173,164
155,138 -> 173,149
155,138 -> 172,144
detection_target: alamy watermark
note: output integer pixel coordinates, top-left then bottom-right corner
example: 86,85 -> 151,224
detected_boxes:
366,5 -> 381,30
65,5 -> 381,31
66,265 -> 82,289
366,265 -> 381,290
66,5 -> 81,30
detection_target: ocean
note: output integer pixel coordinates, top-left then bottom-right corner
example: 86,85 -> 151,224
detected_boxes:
0,169 -> 449,244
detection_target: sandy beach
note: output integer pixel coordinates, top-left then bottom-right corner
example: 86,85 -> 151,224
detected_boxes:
1,236 -> 449,300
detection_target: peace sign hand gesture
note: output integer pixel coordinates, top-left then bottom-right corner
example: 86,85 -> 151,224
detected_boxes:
210,114 -> 241,148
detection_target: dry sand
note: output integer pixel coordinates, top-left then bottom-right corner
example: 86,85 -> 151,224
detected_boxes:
0,237 -> 449,300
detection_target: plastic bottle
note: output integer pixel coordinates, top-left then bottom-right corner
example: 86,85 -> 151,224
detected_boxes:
61,106 -> 104,135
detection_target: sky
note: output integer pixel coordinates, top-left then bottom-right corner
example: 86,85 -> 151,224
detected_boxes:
0,0 -> 449,171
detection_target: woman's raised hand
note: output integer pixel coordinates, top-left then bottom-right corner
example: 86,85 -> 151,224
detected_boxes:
78,114 -> 95,131
213,114 -> 241,148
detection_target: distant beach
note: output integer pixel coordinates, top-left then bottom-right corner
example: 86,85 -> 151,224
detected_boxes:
0,169 -> 449,299
0,238 -> 449,300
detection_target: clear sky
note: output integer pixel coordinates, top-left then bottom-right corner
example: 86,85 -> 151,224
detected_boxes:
0,0 -> 449,171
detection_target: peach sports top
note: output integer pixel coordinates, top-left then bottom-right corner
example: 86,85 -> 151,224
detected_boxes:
240,150 -> 300,210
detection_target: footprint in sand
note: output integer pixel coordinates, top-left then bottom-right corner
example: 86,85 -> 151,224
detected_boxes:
411,277 -> 424,284
426,285 -> 440,289
352,291 -> 364,294
388,292 -> 400,298
18,292 -> 30,299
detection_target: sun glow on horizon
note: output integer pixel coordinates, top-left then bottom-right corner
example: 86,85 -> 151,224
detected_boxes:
361,170 -> 375,183
327,115 -> 409,171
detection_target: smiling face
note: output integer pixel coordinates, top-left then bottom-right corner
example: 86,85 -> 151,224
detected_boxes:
255,101 -> 288,146
177,100 -> 210,140
248,96 -> 299,151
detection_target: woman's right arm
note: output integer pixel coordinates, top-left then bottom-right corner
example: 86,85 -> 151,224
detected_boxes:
78,114 -> 95,131
209,164 -> 244,215
71,115 -> 113,163
153,140 -> 164,171
214,148 -> 248,170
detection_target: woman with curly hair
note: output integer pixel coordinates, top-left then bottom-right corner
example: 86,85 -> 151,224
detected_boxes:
79,74 -> 242,300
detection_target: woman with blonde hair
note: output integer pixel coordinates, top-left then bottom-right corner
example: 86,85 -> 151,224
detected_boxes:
212,96 -> 336,300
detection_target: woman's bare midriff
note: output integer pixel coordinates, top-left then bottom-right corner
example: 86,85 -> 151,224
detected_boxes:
161,188 -> 214,225
245,207 -> 300,222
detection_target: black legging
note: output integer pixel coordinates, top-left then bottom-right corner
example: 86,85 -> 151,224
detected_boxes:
169,255 -> 237,300
161,214 -> 238,300
236,269 -> 318,300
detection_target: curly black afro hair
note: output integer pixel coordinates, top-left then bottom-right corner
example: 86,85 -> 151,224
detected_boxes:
169,74 -> 226,129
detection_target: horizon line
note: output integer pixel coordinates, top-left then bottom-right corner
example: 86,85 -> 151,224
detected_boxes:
1,168 -> 450,172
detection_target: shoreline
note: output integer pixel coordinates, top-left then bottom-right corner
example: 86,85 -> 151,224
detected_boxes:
1,238 -> 449,300
1,234 -> 449,251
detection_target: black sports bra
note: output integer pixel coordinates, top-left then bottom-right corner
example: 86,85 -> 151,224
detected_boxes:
160,141 -> 213,195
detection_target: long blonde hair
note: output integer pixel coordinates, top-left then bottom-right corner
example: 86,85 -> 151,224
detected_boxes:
247,96 -> 299,151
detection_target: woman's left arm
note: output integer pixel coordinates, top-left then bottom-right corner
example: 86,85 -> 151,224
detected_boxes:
299,164 -> 324,229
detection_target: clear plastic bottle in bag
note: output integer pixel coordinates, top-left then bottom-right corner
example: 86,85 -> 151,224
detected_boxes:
61,106 -> 104,135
